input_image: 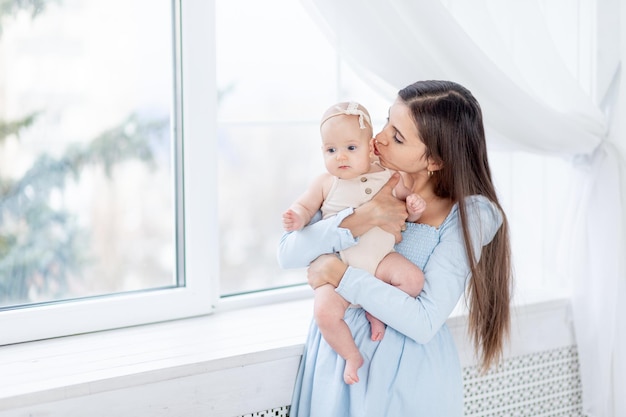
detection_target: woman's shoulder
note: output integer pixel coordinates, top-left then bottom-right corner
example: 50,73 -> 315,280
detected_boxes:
464,195 -> 501,217
440,195 -> 503,243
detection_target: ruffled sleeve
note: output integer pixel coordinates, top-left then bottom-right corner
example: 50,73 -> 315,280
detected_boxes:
336,195 -> 503,343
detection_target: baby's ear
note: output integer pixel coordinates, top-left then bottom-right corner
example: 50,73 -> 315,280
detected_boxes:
369,140 -> 379,163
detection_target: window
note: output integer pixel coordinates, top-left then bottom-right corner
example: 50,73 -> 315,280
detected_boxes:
0,0 -> 216,345
1,0 -> 179,307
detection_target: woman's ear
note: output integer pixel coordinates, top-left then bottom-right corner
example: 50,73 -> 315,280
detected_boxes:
427,157 -> 444,173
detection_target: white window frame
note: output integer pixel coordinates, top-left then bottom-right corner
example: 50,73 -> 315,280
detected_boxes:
0,0 -> 219,346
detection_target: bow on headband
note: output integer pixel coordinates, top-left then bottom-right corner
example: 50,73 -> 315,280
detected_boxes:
320,102 -> 371,129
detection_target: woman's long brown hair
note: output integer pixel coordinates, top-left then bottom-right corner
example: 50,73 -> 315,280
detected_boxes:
399,80 -> 512,371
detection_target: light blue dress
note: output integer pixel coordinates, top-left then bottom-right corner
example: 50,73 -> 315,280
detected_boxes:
277,195 -> 502,417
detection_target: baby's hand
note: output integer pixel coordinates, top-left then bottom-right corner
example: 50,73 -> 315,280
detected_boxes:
406,194 -> 427,222
282,209 -> 305,232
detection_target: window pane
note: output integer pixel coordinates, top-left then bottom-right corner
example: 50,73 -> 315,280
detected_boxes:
218,123 -> 324,295
215,0 -> 395,296
0,0 -> 177,308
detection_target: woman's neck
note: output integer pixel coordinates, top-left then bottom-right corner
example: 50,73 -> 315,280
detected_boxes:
402,172 -> 453,227
415,196 -> 453,228
402,172 -> 433,196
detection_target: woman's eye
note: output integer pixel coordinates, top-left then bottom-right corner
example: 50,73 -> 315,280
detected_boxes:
394,135 -> 403,144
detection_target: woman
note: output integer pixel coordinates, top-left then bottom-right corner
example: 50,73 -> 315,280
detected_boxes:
277,80 -> 512,416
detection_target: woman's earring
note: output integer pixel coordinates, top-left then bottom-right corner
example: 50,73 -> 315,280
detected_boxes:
427,170 -> 433,177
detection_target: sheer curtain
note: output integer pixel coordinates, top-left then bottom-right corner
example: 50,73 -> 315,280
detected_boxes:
301,0 -> 624,415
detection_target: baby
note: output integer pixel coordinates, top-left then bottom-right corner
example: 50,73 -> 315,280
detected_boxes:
283,102 -> 426,384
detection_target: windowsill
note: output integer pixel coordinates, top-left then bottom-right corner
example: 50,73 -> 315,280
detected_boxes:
0,294 -> 313,411
0,287 -> 572,413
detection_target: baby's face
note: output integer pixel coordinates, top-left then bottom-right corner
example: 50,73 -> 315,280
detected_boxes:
320,115 -> 373,179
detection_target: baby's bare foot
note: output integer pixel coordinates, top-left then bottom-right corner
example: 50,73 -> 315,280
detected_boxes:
366,312 -> 386,341
344,355 -> 364,385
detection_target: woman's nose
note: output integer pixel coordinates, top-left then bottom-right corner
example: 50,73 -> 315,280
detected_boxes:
374,133 -> 387,145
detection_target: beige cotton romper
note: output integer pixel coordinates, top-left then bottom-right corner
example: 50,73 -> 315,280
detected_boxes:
320,164 -> 396,275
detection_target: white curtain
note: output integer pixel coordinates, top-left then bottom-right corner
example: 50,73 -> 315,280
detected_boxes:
301,0 -> 625,415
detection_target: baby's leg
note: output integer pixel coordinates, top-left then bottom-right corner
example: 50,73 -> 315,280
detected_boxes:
314,284 -> 363,384
406,193 -> 427,222
375,252 -> 424,298
365,254 -> 423,341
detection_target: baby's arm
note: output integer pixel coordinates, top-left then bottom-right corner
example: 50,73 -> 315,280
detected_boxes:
282,173 -> 333,232
282,208 -> 309,232
405,194 -> 427,222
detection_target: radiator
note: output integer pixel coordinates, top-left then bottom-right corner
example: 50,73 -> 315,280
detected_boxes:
241,406 -> 290,417
239,345 -> 583,417
463,345 -> 584,416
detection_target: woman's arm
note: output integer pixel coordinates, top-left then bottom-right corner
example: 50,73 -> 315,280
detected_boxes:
334,196 -> 503,343
277,208 -> 357,269
277,173 -> 408,268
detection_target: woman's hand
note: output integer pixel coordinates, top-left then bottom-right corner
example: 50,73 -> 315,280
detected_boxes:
307,254 -> 348,289
340,172 -> 409,242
